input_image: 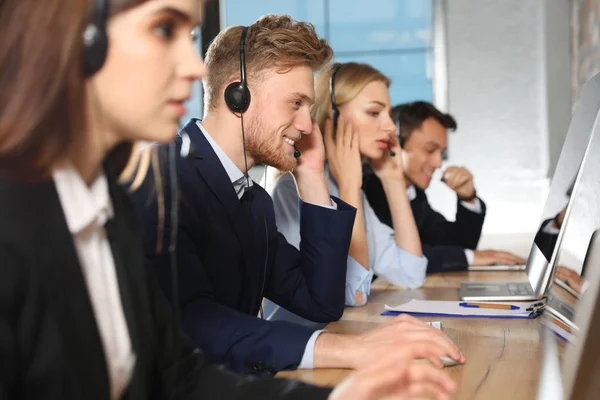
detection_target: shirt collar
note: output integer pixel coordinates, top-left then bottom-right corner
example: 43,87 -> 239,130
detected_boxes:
196,120 -> 252,199
406,185 -> 417,201
52,165 -> 114,234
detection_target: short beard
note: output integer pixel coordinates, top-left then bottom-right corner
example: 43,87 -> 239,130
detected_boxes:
244,114 -> 297,172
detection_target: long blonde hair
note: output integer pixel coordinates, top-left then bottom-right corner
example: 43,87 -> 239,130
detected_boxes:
313,62 -> 391,135
120,143 -> 166,253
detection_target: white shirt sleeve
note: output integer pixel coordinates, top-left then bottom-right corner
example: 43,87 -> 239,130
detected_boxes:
345,256 -> 372,306
363,196 -> 428,289
297,330 -> 326,369
272,174 -> 302,248
460,198 -> 483,214
464,249 -> 475,265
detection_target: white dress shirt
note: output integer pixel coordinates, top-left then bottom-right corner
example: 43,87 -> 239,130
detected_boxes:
53,166 -> 134,400
405,185 -> 483,265
273,165 -> 429,307
198,121 -> 332,369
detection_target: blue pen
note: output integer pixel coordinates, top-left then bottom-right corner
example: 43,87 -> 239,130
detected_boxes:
459,302 -> 520,310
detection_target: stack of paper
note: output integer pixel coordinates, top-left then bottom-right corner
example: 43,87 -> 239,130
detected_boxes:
382,299 -> 544,319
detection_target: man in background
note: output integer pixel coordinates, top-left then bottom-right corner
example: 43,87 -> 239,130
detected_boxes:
364,101 -> 524,272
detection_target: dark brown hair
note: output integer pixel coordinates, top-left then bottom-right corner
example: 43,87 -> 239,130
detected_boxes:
203,14 -> 333,111
393,101 -> 457,143
0,0 -> 145,181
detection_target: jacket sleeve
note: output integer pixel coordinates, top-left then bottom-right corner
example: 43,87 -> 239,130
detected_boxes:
421,243 -> 469,273
417,196 -> 486,250
265,182 -> 356,322
139,188 -> 318,376
0,243 -> 63,400
147,260 -> 333,399
363,172 -> 486,250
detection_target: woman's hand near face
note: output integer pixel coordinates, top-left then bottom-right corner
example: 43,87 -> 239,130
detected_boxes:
325,117 -> 362,191
368,135 -> 405,185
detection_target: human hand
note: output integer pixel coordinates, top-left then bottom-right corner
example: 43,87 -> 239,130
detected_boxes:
293,119 -> 326,176
471,250 -> 526,266
442,166 -> 476,202
292,120 -> 332,206
324,118 -> 362,191
368,135 -> 405,184
555,266 -> 583,294
347,314 -> 465,370
330,348 -> 458,400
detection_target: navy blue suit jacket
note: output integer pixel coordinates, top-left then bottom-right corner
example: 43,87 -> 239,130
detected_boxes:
134,120 -> 356,376
363,170 -> 486,272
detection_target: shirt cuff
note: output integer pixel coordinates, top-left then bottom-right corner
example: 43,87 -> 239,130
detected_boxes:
345,256 -> 373,306
464,249 -> 475,265
541,219 -> 560,235
308,198 -> 338,210
376,248 -> 427,289
298,330 -> 325,369
581,279 -> 589,294
460,198 -> 483,213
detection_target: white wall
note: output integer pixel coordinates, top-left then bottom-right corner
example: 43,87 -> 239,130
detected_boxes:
426,0 -> 572,236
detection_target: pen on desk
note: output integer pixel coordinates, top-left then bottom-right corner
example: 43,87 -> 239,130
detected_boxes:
552,318 -> 572,333
459,302 -> 520,310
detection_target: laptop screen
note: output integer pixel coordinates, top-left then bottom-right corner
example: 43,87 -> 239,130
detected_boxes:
526,73 -> 600,295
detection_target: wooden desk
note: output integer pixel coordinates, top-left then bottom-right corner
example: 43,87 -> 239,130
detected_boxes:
278,271 -> 573,400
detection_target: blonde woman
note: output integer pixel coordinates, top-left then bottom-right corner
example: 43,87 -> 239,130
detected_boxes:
273,62 -> 427,307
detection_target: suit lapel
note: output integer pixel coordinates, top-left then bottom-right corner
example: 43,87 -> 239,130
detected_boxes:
180,120 -> 260,312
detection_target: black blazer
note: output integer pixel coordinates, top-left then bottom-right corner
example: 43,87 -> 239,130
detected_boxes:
134,119 -> 356,375
0,167 -> 331,399
363,171 -> 486,272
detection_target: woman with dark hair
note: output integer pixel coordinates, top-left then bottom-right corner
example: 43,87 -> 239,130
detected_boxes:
0,1 -> 456,399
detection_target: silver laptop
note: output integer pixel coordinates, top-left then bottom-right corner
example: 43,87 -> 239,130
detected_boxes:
460,73 -> 600,301
553,277 -> 581,299
468,264 -> 526,271
536,228 -> 600,400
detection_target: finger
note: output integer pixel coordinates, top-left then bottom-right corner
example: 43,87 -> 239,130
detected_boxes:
344,119 -> 353,148
492,255 -> 521,265
399,333 -> 464,363
324,119 -> 335,151
441,167 -> 458,183
336,116 -> 345,148
407,363 -> 457,394
352,129 -> 359,152
453,175 -> 470,190
406,381 -> 452,400
391,313 -> 432,326
495,251 -> 525,263
496,251 -> 526,264
445,174 -> 461,189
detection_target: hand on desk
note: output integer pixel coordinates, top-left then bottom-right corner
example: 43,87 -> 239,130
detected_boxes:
329,348 -> 457,400
555,266 -> 583,294
315,314 -> 464,371
471,250 -> 526,266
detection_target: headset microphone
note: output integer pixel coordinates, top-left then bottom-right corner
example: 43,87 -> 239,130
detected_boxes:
293,146 -> 301,159
387,143 -> 396,157
179,131 -> 196,159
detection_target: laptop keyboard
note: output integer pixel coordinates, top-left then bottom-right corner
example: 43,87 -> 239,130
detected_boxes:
508,283 -> 534,296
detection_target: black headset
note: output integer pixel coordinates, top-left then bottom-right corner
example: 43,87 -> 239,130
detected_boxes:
83,0 -> 109,77
329,63 -> 343,128
224,26 -> 251,113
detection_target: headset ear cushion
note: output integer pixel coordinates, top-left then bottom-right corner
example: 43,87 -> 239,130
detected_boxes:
82,21 -> 108,77
224,81 -> 251,113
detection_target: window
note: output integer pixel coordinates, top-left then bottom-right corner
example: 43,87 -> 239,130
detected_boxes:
223,0 -> 436,105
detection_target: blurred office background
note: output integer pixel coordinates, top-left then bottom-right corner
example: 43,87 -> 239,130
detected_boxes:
182,0 -> 600,238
